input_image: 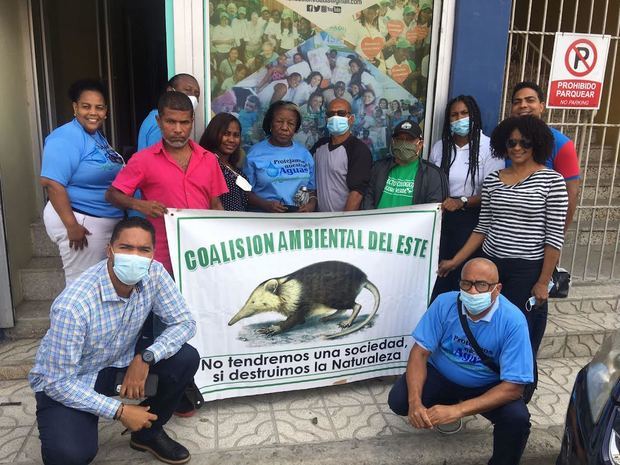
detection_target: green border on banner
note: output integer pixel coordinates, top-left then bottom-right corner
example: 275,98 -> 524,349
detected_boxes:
427,209 -> 438,307
174,209 -> 439,296
165,0 -> 175,78
200,364 -> 407,395
200,334 -> 409,359
171,210 -> 438,397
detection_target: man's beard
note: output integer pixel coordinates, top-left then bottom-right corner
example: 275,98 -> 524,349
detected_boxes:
164,137 -> 189,148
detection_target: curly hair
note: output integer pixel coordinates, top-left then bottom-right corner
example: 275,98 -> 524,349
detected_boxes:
439,95 -> 482,192
490,115 -> 553,164
199,113 -> 243,167
68,78 -> 108,103
262,101 -> 302,136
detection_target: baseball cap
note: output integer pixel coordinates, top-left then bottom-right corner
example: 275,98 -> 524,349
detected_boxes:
393,120 -> 422,139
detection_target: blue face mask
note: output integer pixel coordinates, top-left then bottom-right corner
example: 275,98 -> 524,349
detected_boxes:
450,116 -> 470,137
112,251 -> 152,286
460,288 -> 495,315
326,116 -> 350,135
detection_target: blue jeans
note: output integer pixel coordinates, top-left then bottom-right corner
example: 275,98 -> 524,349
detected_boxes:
388,364 -> 531,465
35,344 -> 199,465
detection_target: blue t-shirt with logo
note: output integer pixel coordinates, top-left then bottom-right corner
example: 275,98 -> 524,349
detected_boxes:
137,109 -> 161,151
243,138 -> 316,206
40,119 -> 124,218
413,291 -> 533,388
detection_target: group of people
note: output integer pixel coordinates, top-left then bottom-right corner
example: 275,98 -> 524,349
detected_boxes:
30,70 -> 579,465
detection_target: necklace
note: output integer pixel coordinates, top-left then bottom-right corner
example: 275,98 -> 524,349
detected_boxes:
89,132 -> 125,165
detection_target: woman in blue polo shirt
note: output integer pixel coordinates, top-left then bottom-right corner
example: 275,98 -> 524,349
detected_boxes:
40,79 -> 124,284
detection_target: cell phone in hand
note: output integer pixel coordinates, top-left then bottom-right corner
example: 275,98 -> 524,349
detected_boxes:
114,371 -> 159,398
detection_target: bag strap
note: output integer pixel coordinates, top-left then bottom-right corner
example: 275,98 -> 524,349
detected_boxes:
457,298 -> 500,374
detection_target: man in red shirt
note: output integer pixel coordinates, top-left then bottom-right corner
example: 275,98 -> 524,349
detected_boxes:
107,91 -> 227,274
107,91 -> 227,417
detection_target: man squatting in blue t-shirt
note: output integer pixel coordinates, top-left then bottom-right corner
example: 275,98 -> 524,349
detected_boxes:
388,257 -> 534,465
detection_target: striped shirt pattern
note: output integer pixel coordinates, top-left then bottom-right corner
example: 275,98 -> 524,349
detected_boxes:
29,260 -> 196,419
474,168 -> 568,260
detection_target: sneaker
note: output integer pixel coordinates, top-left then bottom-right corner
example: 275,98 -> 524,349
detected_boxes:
130,429 -> 191,464
435,418 -> 462,435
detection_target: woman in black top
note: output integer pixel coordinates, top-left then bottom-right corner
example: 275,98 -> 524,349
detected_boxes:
199,113 -> 249,211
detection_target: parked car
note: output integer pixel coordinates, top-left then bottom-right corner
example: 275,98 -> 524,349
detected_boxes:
557,329 -> 620,464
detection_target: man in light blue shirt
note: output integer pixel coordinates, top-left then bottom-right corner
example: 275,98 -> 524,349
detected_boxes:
137,73 -> 201,151
388,258 -> 533,465
29,217 -> 198,465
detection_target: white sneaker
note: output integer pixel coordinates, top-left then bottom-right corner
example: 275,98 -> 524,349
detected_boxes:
435,419 -> 462,435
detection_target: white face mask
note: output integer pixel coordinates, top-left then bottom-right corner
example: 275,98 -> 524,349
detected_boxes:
188,95 -> 199,110
219,158 -> 252,191
235,174 -> 252,192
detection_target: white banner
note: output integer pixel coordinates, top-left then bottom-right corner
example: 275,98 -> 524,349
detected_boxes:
165,206 -> 441,401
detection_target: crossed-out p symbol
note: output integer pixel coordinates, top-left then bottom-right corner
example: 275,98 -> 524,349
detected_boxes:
565,38 -> 597,77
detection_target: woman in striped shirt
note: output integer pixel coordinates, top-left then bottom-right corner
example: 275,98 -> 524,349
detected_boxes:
437,115 -> 568,356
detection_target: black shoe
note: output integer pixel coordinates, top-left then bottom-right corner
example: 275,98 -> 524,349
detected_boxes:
130,429 -> 191,464
173,394 -> 197,418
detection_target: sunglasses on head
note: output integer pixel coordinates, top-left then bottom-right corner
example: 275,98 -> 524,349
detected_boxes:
326,110 -> 350,118
505,138 -> 533,150
96,142 -> 125,165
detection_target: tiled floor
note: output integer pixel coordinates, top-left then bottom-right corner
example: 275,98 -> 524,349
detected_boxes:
0,357 -> 588,464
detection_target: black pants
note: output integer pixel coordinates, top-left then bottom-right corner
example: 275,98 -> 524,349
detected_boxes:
484,255 -> 547,355
35,343 -> 199,465
484,255 -> 545,402
388,364 -> 531,465
431,207 -> 481,302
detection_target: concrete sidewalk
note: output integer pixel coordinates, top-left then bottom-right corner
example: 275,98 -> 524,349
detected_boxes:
0,356 -> 584,465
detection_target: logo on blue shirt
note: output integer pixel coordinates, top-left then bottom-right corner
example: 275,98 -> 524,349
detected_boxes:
266,162 -> 280,177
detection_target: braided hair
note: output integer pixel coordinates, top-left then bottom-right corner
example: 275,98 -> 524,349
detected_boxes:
439,95 -> 482,192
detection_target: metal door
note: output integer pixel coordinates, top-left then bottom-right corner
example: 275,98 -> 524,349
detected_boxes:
501,0 -> 620,282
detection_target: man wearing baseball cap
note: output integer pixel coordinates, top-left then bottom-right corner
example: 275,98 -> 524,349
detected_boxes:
362,121 -> 447,209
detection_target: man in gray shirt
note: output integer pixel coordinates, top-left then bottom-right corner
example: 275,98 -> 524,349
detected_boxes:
311,99 -> 372,212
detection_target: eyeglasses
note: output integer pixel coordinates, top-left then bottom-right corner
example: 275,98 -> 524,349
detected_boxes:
326,110 -> 350,118
459,280 -> 498,293
505,138 -> 533,150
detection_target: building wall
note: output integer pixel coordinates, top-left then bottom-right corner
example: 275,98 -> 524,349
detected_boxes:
448,0 -> 512,135
0,0 -> 40,304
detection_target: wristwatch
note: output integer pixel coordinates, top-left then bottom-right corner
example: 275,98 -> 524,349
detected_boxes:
460,196 -> 468,209
141,349 -> 155,366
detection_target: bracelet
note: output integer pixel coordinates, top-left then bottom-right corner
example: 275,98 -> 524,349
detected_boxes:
114,403 -> 124,421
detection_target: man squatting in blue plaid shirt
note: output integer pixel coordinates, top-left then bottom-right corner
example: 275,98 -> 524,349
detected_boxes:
29,217 -> 199,465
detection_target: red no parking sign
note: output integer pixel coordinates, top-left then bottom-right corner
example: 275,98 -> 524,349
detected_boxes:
547,33 -> 610,109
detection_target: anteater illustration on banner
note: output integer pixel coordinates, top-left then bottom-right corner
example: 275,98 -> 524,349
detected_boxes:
228,261 -> 380,339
